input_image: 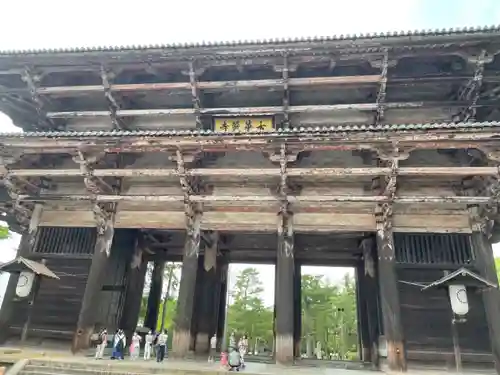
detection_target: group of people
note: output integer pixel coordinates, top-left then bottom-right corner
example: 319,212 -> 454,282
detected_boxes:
94,327 -> 250,371
225,332 -> 249,371
95,328 -> 169,363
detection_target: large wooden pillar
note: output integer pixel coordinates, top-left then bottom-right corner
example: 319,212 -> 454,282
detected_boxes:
470,232 -> 500,373
172,211 -> 201,357
358,237 -> 380,367
194,232 -> 220,354
374,152 -> 406,372
144,260 -> 164,331
72,208 -> 115,353
293,261 -> 302,358
216,259 -> 229,351
120,235 -> 147,338
275,213 -> 295,364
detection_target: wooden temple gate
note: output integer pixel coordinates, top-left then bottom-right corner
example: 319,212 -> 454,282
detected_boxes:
0,26 -> 499,372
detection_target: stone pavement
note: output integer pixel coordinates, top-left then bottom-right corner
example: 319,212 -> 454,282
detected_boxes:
0,347 -> 495,375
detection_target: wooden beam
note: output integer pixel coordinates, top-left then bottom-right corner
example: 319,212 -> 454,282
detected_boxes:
100,66 -> 126,130
187,62 -> 202,128
45,101 -> 435,118
14,193 -> 499,205
33,75 -> 382,96
6,166 -> 500,178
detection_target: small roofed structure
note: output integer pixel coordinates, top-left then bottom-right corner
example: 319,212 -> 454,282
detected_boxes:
0,257 -> 59,280
422,267 -> 497,291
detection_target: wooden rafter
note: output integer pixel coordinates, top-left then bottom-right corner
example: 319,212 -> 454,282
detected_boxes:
373,51 -> 389,126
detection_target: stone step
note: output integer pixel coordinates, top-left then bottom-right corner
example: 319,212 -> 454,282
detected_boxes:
24,361 -> 223,375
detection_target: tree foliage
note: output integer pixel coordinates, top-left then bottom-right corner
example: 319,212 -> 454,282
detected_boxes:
301,273 -> 358,359
226,268 -> 274,351
0,225 -> 10,240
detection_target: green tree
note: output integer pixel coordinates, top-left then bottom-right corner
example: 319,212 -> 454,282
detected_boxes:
226,268 -> 274,352
0,225 -> 10,239
301,272 -> 358,360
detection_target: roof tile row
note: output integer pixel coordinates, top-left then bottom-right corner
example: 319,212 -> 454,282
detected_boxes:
0,122 -> 498,138
0,25 -> 499,55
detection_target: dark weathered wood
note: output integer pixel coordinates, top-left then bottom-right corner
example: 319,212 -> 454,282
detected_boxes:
20,273 -> 42,343
375,157 -> 407,372
356,262 -> 371,363
275,214 -> 295,365
9,166 -> 500,178
144,260 -> 164,331
216,259 -> 228,352
15,193 -> 498,205
120,240 -> 147,338
172,212 -> 201,357
470,232 -> 500,374
293,261 -> 301,359
71,217 -> 114,352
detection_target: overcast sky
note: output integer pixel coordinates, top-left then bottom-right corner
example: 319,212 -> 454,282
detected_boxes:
1,0 -> 500,306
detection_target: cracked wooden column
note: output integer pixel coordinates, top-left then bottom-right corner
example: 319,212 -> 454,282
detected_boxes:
72,150 -> 118,352
194,232 -> 220,354
120,233 -> 148,338
467,147 -> 500,373
274,144 -> 295,365
373,147 -> 408,372
172,150 -> 202,357
71,203 -> 115,352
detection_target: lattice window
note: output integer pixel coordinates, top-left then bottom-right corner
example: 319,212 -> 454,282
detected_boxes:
394,233 -> 474,265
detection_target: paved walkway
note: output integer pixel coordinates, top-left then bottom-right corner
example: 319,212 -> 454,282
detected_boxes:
0,347 -> 495,375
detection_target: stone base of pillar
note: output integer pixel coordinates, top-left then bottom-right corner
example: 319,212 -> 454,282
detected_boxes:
195,332 -> 210,354
275,334 -> 294,365
172,329 -> 191,358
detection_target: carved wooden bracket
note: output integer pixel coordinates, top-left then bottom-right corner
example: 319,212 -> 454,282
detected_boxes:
477,146 -> 500,163
373,146 -> 413,161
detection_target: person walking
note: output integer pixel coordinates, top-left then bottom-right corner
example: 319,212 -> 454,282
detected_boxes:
111,329 -> 126,360
130,331 -> 142,360
95,328 -> 107,359
156,330 -> 168,362
144,330 -> 154,360
208,333 -> 217,363
238,335 -> 249,368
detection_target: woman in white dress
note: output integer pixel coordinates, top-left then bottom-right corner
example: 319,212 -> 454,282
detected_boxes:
130,331 -> 142,360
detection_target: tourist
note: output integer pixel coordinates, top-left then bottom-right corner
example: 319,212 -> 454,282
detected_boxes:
111,329 -> 126,360
144,330 -> 154,360
208,333 -> 217,363
228,346 -> 242,371
229,332 -> 236,348
238,334 -> 248,368
130,331 -> 142,360
95,328 -> 107,359
156,329 -> 168,362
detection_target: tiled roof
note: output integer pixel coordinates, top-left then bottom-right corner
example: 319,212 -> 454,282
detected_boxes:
0,122 -> 498,138
0,25 -> 499,55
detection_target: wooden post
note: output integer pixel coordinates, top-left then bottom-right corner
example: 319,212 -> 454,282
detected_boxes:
217,260 -> 228,351
275,213 -> 295,365
293,261 -> 302,358
71,208 -> 115,353
374,153 -> 406,372
356,261 -> 371,362
120,236 -> 147,338
144,260 -> 164,331
172,212 -> 201,357
470,232 -> 500,374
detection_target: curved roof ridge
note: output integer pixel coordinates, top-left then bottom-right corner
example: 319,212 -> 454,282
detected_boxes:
1,25 -> 499,56
0,121 -> 498,138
